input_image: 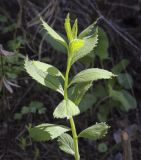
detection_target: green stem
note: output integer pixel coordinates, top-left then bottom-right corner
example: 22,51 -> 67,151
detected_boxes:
64,54 -> 80,160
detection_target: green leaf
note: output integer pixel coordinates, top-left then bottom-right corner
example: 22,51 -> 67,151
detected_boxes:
58,133 -> 75,156
24,58 -> 64,95
32,60 -> 64,78
41,18 -> 67,48
97,104 -> 110,122
72,19 -> 78,39
69,39 -> 84,54
79,93 -> 97,113
69,82 -> 92,105
71,29 -> 98,65
78,123 -> 110,140
95,27 -> 109,60
40,30 -> 67,53
53,99 -> 80,119
70,68 -> 116,86
64,13 -> 73,41
78,21 -> 97,39
29,123 -> 70,141
112,59 -> 129,74
117,73 -> 133,89
109,86 -> 137,111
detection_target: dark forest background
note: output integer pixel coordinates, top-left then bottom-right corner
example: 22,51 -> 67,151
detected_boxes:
0,0 -> 141,160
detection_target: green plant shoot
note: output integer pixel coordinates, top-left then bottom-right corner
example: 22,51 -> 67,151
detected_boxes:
24,14 -> 116,160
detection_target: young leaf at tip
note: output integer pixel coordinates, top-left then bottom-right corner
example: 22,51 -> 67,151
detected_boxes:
64,13 -> 73,42
71,28 -> 98,65
72,19 -> 78,39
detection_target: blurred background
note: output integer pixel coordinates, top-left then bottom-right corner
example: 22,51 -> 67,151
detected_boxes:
0,0 -> 141,159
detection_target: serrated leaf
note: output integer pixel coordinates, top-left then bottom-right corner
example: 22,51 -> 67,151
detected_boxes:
72,19 -> 78,39
70,68 -> 116,86
109,86 -> 137,111
71,29 -> 98,65
117,73 -> 133,89
29,123 -> 70,141
95,27 -> 109,60
58,133 -> 75,156
41,18 -> 67,48
53,99 -> 80,119
69,82 -> 92,105
70,39 -> 84,54
32,60 -> 64,78
24,58 -> 64,95
64,13 -> 73,41
78,21 -> 97,39
78,123 -> 110,140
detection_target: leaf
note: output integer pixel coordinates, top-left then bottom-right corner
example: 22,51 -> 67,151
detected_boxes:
40,30 -> 67,53
112,59 -> 129,74
24,58 -> 64,95
32,60 -> 64,78
58,133 -> 75,156
78,21 -> 97,39
71,29 -> 98,65
78,122 -> 110,140
70,68 -> 116,86
69,39 -> 84,54
72,19 -> 78,39
97,104 -> 110,122
53,99 -> 80,119
117,73 -> 133,89
41,18 -> 67,48
29,123 -> 70,141
79,93 -> 97,113
95,27 -> 109,60
69,82 -> 92,105
64,13 -> 73,41
109,86 -> 137,111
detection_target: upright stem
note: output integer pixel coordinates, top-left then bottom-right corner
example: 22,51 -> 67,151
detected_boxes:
64,55 -> 80,160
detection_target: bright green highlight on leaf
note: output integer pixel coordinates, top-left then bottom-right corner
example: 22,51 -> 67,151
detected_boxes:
58,133 -> 75,155
29,123 -> 70,141
78,122 -> 110,140
72,19 -> 78,39
70,39 -> 84,54
53,99 -> 80,119
64,13 -> 73,41
71,28 -> 98,65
